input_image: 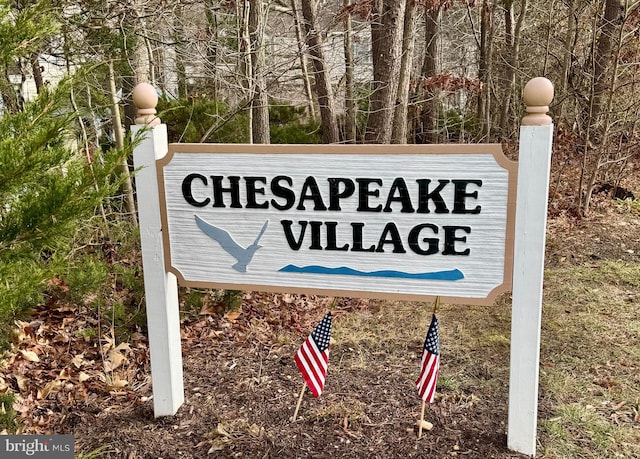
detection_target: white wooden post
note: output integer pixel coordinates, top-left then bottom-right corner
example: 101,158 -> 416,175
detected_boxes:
508,77 -> 554,456
131,83 -> 184,416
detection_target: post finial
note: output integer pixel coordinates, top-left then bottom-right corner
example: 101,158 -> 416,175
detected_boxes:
133,83 -> 160,126
522,77 -> 554,126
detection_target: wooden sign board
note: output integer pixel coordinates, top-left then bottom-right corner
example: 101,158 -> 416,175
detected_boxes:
158,144 -> 517,305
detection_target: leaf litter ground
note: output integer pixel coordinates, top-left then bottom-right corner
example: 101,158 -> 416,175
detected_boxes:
1,201 -> 640,458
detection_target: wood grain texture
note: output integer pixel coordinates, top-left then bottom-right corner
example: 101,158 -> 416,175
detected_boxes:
158,144 -> 516,305
132,125 -> 184,416
508,124 -> 554,456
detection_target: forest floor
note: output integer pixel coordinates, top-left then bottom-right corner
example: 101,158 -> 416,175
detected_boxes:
2,162 -> 640,458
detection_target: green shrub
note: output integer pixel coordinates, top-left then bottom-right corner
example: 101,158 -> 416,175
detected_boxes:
158,97 -> 321,144
0,82 -> 129,343
0,391 -> 17,432
158,97 -> 249,143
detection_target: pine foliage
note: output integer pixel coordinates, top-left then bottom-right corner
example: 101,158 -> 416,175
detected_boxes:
0,82 -> 128,341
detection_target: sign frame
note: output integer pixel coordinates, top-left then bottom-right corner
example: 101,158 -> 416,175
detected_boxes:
157,143 -> 518,306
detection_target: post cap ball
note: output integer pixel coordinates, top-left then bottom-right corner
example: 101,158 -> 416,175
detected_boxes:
133,83 -> 159,110
523,77 -> 554,107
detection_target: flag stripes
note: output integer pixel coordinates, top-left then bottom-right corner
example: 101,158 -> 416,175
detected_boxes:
416,351 -> 439,402
295,312 -> 332,398
416,314 -> 440,403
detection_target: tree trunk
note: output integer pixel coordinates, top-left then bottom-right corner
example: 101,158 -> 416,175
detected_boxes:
300,0 -> 340,143
30,52 -> 44,94
590,0 -> 622,125
0,71 -> 20,114
392,0 -> 417,144
557,0 -> 577,121
121,3 -> 150,129
205,2 -> 220,100
240,0 -> 254,142
499,0 -> 527,138
175,4 -> 188,99
366,0 -> 406,143
580,0 -> 624,214
249,0 -> 270,144
291,0 -> 316,119
477,0 -> 494,140
419,5 -> 440,144
343,0 -> 357,143
108,61 -> 137,224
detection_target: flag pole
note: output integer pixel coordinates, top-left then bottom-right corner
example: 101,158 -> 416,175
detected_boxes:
433,296 -> 440,316
418,400 -> 427,438
292,383 -> 306,422
418,296 -> 440,438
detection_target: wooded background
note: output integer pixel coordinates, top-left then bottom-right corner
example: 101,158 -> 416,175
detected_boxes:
4,0 -> 639,211
1,5 -> 639,454
1,0 -> 639,338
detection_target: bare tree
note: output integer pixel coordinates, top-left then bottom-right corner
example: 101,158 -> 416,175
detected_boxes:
418,3 -> 441,143
476,0 -> 494,140
392,0 -> 418,144
343,0 -> 358,143
300,0 -> 340,143
578,0 -> 626,213
365,0 -> 407,143
291,0 -> 317,119
499,0 -> 527,137
249,0 -> 270,144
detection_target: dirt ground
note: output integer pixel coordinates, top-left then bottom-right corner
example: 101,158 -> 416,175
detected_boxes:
2,164 -> 639,458
67,295 -> 524,459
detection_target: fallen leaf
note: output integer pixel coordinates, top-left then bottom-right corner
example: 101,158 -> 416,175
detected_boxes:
14,375 -> 28,392
71,353 -> 87,369
109,379 -> 129,389
224,310 -> 241,322
105,343 -> 130,372
19,350 -> 40,362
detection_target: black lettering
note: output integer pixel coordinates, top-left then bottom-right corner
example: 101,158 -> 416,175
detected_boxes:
351,223 -> 375,252
442,226 -> 471,255
452,180 -> 482,214
271,176 -> 295,210
281,220 -> 306,250
328,178 -> 355,211
408,224 -> 439,255
356,178 -> 383,212
416,179 -> 450,213
245,176 -> 268,209
297,177 -> 327,211
210,176 -> 242,208
182,173 -> 210,207
376,222 -> 406,253
325,222 -> 349,251
383,177 -> 415,213
309,221 -> 323,249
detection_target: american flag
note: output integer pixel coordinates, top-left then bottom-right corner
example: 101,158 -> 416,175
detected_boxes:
416,314 -> 440,403
295,312 -> 332,398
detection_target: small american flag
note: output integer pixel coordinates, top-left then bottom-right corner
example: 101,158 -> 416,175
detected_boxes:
416,314 -> 440,403
295,312 -> 332,398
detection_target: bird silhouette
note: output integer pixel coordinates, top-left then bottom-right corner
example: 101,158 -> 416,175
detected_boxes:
194,215 -> 268,272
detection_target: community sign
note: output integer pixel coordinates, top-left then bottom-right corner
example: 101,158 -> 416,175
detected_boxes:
158,144 -> 517,305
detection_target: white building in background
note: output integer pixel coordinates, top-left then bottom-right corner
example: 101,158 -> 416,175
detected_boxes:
3,53 -> 70,111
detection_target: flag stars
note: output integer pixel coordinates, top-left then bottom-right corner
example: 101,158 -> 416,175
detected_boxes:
311,313 -> 332,351
424,317 -> 439,355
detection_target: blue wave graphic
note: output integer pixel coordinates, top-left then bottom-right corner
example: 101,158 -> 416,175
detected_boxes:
278,265 -> 464,281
